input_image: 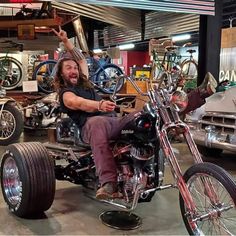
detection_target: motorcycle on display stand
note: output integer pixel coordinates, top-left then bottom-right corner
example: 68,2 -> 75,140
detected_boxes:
1,71 -> 236,235
0,86 -> 23,145
22,92 -> 62,129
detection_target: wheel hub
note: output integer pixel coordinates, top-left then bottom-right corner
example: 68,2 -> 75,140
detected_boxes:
2,156 -> 22,206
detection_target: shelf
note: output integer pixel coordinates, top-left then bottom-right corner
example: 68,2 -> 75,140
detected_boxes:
0,17 -> 62,28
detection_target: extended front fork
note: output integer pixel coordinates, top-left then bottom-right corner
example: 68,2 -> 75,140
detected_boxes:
158,121 -> 219,227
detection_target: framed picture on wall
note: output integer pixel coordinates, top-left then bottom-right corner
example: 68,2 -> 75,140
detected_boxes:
17,24 -> 35,40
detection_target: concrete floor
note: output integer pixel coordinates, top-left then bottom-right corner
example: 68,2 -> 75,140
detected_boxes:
0,130 -> 236,235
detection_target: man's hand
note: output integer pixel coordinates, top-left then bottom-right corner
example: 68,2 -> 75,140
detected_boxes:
52,26 -> 68,43
100,100 -> 116,112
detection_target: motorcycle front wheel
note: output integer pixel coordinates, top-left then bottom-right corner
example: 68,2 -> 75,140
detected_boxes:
32,60 -> 57,94
93,64 -> 124,94
0,103 -> 23,145
179,162 -> 236,235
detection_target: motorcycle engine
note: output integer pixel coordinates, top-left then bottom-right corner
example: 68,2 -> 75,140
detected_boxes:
115,142 -> 156,202
36,102 -> 49,114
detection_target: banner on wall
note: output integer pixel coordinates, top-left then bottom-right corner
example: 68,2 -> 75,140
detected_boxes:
220,47 -> 236,82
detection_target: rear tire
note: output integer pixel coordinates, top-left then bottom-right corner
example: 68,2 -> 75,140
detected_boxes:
0,142 -> 55,217
179,162 -> 236,235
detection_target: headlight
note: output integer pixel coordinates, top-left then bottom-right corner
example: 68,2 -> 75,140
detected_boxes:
171,90 -> 188,112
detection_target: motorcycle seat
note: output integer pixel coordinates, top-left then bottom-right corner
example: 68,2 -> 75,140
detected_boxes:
24,94 -> 45,100
56,117 -> 91,149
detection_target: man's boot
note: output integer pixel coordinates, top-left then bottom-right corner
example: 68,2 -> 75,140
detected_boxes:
198,72 -> 218,99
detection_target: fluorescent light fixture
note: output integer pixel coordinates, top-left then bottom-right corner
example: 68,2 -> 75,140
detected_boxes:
119,43 -> 135,50
93,49 -> 102,53
171,34 -> 191,42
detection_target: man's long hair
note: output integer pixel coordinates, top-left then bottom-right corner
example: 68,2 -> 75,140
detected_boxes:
54,57 -> 93,91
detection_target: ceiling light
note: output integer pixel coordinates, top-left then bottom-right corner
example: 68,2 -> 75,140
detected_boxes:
93,49 -> 102,53
171,34 -> 191,42
119,43 -> 135,50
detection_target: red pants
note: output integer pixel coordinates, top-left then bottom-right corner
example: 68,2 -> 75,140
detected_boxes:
81,112 -> 137,186
182,88 -> 206,115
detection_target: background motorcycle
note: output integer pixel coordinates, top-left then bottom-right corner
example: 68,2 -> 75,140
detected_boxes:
0,86 -> 23,145
22,92 -> 61,129
1,73 -> 236,235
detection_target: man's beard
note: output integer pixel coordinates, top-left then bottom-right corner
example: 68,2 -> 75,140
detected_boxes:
64,75 -> 79,87
64,75 -> 92,89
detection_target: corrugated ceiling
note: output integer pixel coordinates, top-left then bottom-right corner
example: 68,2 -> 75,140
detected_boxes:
51,1 -> 204,48
51,2 -> 141,31
145,11 -> 199,39
99,12 -> 199,47
53,0 -> 215,15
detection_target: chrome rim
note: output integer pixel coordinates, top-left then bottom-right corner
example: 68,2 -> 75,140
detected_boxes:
2,156 -> 22,206
0,109 -> 16,140
186,174 -> 236,235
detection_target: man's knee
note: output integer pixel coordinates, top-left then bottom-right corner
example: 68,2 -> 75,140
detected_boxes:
86,116 -> 108,128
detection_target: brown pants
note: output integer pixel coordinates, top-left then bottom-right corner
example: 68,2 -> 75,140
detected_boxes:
81,88 -> 205,186
81,112 -> 138,186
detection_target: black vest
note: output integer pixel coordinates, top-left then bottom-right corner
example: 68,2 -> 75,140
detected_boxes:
59,86 -> 103,128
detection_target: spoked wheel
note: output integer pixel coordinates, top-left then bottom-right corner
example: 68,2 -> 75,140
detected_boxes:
179,162 -> 236,235
32,60 -> 57,94
0,142 -> 55,217
93,64 -> 124,94
181,60 -> 198,91
0,103 -> 23,145
0,57 -> 23,90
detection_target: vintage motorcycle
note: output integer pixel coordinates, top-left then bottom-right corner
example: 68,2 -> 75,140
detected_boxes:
0,86 -> 23,145
22,92 -> 62,129
1,73 -> 236,235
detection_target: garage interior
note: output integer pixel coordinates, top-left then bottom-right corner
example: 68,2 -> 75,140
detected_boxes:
0,0 -> 236,235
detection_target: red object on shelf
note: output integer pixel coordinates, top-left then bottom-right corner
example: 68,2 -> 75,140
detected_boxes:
113,51 -> 150,75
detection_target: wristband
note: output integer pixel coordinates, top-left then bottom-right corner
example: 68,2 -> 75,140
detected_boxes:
98,99 -> 105,111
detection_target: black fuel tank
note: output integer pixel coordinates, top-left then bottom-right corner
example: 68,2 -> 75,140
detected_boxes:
120,111 -> 156,142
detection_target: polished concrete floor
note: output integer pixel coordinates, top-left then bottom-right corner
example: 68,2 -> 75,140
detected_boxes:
0,130 -> 236,235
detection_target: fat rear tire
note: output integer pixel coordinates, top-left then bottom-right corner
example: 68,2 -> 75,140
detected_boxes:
0,142 -> 55,217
